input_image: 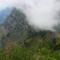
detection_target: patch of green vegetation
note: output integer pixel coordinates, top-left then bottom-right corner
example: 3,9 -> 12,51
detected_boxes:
0,44 -> 60,60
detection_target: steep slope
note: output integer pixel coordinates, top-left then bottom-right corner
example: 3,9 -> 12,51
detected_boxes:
1,7 -> 48,48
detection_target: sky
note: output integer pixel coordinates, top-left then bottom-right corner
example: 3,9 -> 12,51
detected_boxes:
0,7 -> 13,24
0,0 -> 60,31
0,0 -> 8,11
0,0 -> 14,24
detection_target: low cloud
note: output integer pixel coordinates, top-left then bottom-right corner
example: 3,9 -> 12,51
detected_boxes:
0,0 -> 60,31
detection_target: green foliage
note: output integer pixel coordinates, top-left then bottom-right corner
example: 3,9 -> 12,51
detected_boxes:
0,41 -> 60,60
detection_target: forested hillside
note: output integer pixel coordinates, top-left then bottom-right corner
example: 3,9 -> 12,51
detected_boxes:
0,8 -> 60,60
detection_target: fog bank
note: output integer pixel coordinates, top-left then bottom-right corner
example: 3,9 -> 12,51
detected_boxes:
0,0 -> 60,31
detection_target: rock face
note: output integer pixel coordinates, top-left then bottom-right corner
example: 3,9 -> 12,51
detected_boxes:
2,8 -> 29,44
4,8 -> 26,33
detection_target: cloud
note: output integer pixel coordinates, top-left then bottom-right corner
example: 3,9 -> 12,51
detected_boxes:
0,0 -> 60,31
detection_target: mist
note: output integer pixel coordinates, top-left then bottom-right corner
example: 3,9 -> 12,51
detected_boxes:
0,0 -> 60,31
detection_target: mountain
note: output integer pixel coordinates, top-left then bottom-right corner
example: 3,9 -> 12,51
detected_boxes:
1,8 -> 30,47
0,7 -> 13,24
1,7 -> 48,48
